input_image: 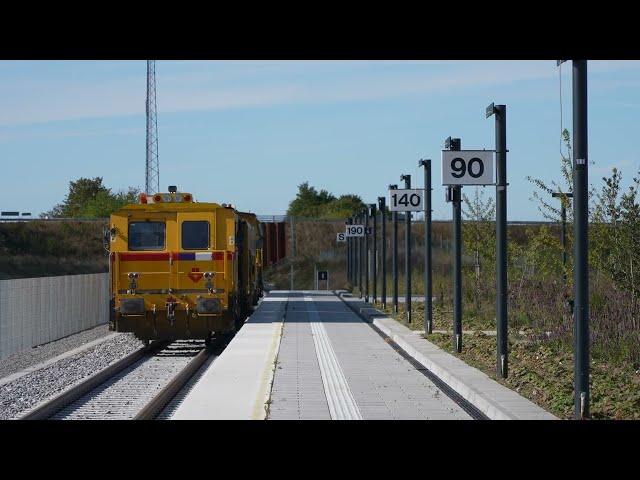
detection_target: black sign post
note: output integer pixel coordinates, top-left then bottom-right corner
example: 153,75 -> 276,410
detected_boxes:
552,191 -> 574,287
365,208 -> 370,302
445,137 -> 463,353
487,103 -> 509,378
378,196 -> 387,309
358,211 -> 364,297
572,60 -> 590,419
400,174 -> 412,323
346,218 -> 352,284
389,184 -> 399,313
370,203 -> 377,304
419,159 -> 433,334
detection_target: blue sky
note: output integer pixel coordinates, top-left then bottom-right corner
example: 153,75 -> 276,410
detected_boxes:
1,60 -> 639,220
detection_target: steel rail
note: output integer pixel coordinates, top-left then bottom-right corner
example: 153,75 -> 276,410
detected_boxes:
20,341 -> 164,420
134,335 -> 229,420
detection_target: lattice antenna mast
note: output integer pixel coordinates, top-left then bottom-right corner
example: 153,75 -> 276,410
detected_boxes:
145,60 -> 160,195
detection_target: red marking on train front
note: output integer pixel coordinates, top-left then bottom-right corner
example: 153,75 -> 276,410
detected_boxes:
188,267 -> 203,283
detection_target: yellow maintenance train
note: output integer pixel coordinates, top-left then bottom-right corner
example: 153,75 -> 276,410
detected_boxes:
106,186 -> 263,344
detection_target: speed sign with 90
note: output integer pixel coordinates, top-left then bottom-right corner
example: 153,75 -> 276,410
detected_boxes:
441,150 -> 494,186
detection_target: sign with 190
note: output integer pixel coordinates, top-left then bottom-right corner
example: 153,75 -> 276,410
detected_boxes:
345,225 -> 372,237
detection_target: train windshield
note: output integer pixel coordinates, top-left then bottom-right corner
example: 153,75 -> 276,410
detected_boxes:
182,221 -> 209,249
128,222 -> 165,250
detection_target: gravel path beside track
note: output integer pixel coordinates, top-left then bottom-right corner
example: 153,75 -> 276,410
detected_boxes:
0,324 -> 112,379
0,333 -> 143,419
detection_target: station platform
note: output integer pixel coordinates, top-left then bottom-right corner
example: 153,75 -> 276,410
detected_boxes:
171,290 -> 555,420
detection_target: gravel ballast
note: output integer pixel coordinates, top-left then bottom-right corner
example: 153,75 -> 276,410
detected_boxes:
0,333 -> 143,420
0,324 -> 112,379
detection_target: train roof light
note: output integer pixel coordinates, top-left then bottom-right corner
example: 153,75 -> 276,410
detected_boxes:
142,191 -> 194,204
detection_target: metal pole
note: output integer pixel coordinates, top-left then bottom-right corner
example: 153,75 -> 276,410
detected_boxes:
390,185 -> 399,313
488,103 -> 508,378
561,203 -> 567,283
359,212 -> 364,298
346,220 -> 349,283
371,203 -> 377,304
572,59 -> 589,419
446,137 -> 462,352
289,216 -> 294,291
401,175 -> 412,323
552,192 -> 573,288
419,159 -> 433,334
453,185 -> 462,352
354,216 -> 359,290
365,209 -> 370,302
378,197 -> 387,309
346,218 -> 351,284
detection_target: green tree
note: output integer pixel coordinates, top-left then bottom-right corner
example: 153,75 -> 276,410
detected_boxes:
461,187 -> 496,311
287,182 -> 365,219
321,194 -> 367,219
592,167 -> 640,302
527,129 -> 575,221
44,177 -> 140,218
82,188 -> 140,218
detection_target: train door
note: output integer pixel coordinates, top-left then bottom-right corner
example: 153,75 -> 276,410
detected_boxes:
236,219 -> 247,301
176,211 -> 215,293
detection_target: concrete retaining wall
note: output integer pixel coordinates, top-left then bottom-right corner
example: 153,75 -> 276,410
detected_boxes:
0,273 -> 109,360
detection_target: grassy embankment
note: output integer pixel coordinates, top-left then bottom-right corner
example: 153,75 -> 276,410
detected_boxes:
0,221 -> 108,279
371,301 -> 640,420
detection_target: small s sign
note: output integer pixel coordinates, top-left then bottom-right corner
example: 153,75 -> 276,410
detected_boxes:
337,232 -> 346,242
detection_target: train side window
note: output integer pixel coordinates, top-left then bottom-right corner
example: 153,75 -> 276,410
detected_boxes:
129,222 -> 165,250
182,221 -> 210,250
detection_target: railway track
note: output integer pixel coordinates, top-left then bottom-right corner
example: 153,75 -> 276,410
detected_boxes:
20,336 -> 230,420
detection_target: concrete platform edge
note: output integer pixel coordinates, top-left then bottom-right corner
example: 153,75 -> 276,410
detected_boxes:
252,301 -> 286,420
336,291 -> 557,421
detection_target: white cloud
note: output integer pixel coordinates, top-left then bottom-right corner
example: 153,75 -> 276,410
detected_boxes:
0,60 -> 636,129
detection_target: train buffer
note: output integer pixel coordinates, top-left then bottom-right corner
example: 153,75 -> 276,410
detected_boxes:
170,290 -> 556,420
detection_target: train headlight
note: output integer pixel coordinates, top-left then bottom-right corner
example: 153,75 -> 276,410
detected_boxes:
203,272 -> 214,279
128,272 -> 139,279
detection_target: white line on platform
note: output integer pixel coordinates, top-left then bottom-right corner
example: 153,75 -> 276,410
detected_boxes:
305,296 -> 362,420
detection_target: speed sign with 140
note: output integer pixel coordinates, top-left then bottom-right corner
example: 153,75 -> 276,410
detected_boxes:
388,189 -> 424,212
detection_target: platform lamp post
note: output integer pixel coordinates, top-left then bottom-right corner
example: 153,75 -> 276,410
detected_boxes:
486,103 -> 508,378
365,207 -> 370,302
369,203 -> 377,304
356,211 -> 364,298
346,217 -> 352,284
378,196 -> 387,309
419,159 -> 433,334
389,184 -> 399,313
552,192 -> 574,287
400,174 -> 412,323
559,59 -> 590,419
445,136 -> 462,353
